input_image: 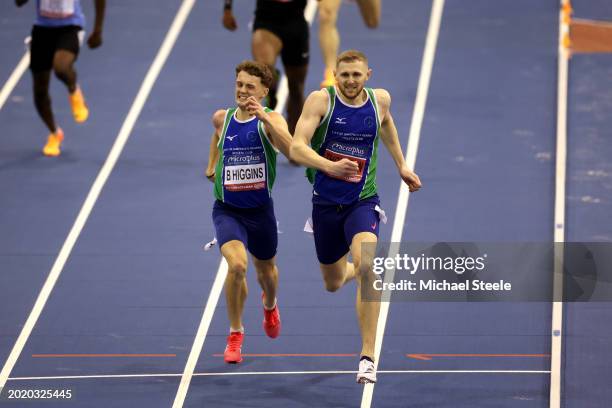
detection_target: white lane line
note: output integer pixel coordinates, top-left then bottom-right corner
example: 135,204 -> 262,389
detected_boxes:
360,0 -> 445,406
0,0 -> 196,396
170,1 -> 319,406
171,259 -> 227,407
8,369 -> 551,382
0,52 -> 29,111
550,1 -> 571,407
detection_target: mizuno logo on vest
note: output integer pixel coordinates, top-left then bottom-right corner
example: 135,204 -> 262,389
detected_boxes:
335,117 -> 347,125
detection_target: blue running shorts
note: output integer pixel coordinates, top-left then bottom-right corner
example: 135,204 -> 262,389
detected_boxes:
212,199 -> 278,260
311,195 -> 381,264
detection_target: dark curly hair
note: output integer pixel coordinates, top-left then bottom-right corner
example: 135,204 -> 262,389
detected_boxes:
235,60 -> 273,88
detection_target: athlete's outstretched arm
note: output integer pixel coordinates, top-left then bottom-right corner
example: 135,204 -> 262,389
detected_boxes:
290,90 -> 359,177
205,109 -> 225,181
377,90 -> 422,193
245,96 -> 292,159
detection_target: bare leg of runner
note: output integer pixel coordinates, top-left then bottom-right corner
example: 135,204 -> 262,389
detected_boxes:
284,64 -> 307,133
52,49 -> 78,93
32,70 -> 56,133
318,0 -> 342,87
252,29 -> 282,109
252,255 -> 282,339
221,240 -> 249,332
356,0 -> 381,28
252,255 -> 278,309
351,232 -> 379,359
319,253 -> 356,292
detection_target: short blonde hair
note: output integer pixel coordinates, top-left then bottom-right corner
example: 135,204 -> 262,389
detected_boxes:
336,50 -> 368,67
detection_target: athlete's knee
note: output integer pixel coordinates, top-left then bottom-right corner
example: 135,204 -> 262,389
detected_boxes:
53,63 -> 72,81
318,5 -> 338,26
324,279 -> 343,292
227,259 -> 247,280
255,262 -> 275,280
252,50 -> 275,68
322,271 -> 344,292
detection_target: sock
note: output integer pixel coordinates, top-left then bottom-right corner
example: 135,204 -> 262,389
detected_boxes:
230,326 -> 244,334
360,355 -> 374,363
263,297 -> 277,311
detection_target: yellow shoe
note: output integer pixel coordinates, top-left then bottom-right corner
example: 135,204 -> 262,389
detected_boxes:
69,86 -> 89,123
320,68 -> 335,88
42,128 -> 64,157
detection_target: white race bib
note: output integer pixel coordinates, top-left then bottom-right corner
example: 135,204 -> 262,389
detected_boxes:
224,163 -> 266,192
40,0 -> 75,19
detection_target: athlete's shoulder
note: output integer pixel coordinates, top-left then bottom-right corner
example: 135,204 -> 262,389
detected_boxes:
212,109 -> 228,129
304,88 -> 331,114
306,88 -> 331,103
372,88 -> 391,107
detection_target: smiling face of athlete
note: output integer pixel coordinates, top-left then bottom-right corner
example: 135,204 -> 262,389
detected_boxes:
235,70 -> 269,110
334,59 -> 372,102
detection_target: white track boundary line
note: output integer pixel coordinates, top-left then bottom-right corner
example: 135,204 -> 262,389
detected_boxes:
360,1 -> 445,406
550,1 -> 570,407
0,51 -> 29,111
171,258 -> 227,408
170,1 -> 318,407
0,0 -> 195,397
8,369 -> 550,382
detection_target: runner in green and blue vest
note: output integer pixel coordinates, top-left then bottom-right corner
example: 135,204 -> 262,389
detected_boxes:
15,0 -> 105,156
290,50 -> 422,384
205,61 -> 292,364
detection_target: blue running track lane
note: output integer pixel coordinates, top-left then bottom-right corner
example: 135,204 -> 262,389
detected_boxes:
1,0 -> 183,367
564,0 -> 612,405
1,0 -> 192,406
184,1 -> 432,407
373,1 -> 557,406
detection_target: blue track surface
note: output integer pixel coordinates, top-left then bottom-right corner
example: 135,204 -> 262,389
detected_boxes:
375,1 -> 556,406
564,49 -> 612,408
1,0 -> 611,406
